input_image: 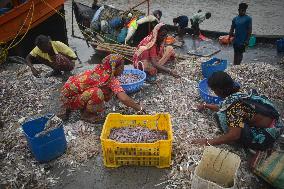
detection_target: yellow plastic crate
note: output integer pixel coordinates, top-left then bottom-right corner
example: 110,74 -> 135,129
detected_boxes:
100,113 -> 173,168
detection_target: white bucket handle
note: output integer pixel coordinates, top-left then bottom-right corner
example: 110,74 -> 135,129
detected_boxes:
213,149 -> 230,172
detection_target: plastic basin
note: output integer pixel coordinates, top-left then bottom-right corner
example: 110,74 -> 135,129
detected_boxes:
120,69 -> 146,94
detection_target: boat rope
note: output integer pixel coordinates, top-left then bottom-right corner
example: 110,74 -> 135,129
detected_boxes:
40,0 -> 135,62
7,1 -> 34,50
0,1 -> 34,64
42,0 -> 124,45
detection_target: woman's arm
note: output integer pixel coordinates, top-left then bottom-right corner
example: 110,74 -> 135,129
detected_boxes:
150,57 -> 180,78
196,103 -> 219,112
191,127 -> 242,145
116,92 -> 143,112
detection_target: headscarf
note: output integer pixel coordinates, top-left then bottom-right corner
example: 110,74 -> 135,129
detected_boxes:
62,54 -> 124,98
98,54 -> 124,86
134,23 -> 165,57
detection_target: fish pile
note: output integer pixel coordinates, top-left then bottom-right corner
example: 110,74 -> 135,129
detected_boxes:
109,126 -> 168,143
227,62 -> 284,101
118,73 -> 143,84
58,120 -> 100,167
129,58 -> 283,189
0,63 -> 101,188
1,58 -> 283,188
0,64 -> 62,188
35,115 -> 62,138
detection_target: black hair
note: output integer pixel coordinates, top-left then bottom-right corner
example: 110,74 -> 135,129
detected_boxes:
208,71 -> 240,96
159,25 -> 168,33
239,3 -> 248,10
173,18 -> 178,23
205,12 -> 211,19
35,35 -> 51,47
198,10 -> 202,13
153,10 -> 162,18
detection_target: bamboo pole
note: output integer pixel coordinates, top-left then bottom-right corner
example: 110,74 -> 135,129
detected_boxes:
119,0 -> 149,16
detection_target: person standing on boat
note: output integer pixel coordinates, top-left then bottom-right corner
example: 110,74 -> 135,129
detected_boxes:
173,15 -> 189,43
190,10 -> 211,37
26,35 -> 77,77
133,23 -> 180,82
229,3 -> 252,65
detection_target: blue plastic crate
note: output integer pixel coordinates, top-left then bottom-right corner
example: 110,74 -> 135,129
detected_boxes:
198,79 -> 222,104
277,39 -> 284,52
21,114 -> 67,163
120,69 -> 146,94
201,57 -> 227,78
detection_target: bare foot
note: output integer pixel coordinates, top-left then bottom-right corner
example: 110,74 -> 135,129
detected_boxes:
80,111 -> 105,124
57,109 -> 71,121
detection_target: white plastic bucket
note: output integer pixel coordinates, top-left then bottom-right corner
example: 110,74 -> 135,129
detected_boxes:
191,146 -> 241,189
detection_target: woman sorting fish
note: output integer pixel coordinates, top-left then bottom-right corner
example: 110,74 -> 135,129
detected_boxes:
133,23 -> 180,82
192,71 -> 282,150
59,54 -> 145,123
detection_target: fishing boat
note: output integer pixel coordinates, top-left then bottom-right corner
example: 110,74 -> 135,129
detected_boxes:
72,1 -> 158,48
72,1 -> 284,61
0,0 -> 68,61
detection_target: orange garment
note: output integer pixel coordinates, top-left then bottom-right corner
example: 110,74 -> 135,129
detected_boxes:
61,54 -> 124,113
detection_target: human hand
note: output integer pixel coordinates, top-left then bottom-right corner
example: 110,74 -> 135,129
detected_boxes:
31,68 -> 41,78
190,138 -> 207,145
170,70 -> 180,78
137,103 -> 146,115
196,103 -> 206,111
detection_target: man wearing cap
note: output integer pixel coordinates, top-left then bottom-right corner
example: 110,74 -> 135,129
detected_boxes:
229,3 -> 252,65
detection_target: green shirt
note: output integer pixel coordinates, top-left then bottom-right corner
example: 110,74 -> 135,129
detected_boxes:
191,12 -> 206,24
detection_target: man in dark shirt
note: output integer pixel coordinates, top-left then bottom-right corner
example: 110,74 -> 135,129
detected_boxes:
229,3 -> 252,65
173,16 -> 189,43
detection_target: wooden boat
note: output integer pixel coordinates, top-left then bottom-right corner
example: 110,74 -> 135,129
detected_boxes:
72,1 -> 284,61
72,1 -> 158,48
0,0 -> 68,59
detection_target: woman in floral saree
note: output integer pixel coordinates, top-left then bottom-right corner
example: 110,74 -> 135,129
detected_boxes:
133,23 -> 180,81
192,71 -> 282,150
60,54 -> 144,123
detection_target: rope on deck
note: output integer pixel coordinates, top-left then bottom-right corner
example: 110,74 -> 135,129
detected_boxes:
0,1 -> 34,64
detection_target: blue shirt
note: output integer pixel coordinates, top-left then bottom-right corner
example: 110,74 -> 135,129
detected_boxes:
232,15 -> 252,46
176,16 -> 189,28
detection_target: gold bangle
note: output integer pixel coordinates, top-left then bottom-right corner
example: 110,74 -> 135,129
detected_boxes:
206,138 -> 211,146
137,106 -> 143,113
